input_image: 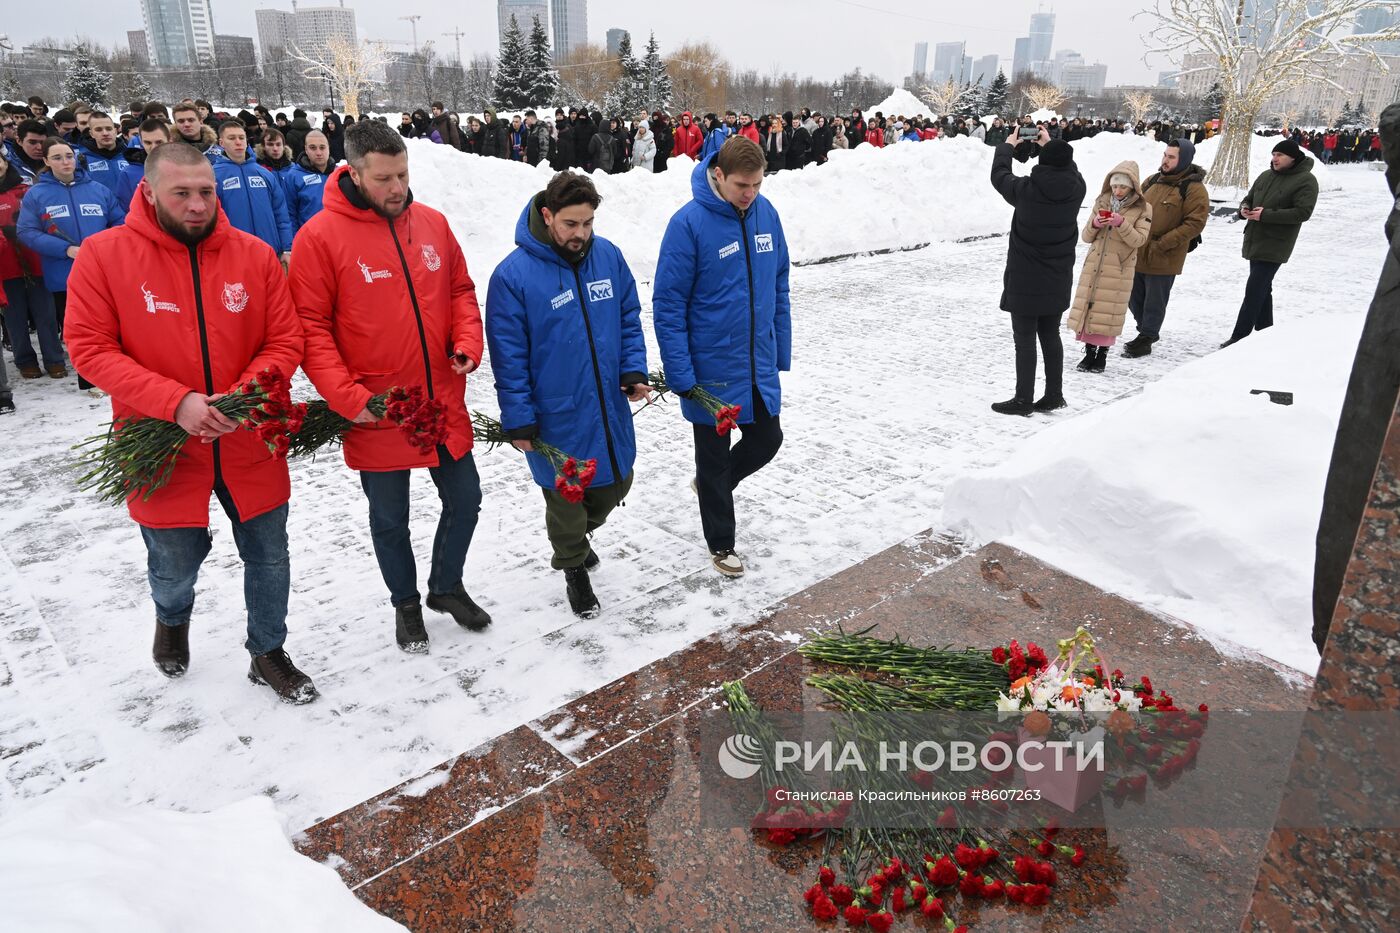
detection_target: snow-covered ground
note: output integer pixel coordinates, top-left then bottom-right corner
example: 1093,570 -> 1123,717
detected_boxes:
0,140 -> 1389,846
0,792 -> 404,932
943,313 -> 1363,673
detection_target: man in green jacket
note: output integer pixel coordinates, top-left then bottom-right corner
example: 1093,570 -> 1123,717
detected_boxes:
1224,138 -> 1319,346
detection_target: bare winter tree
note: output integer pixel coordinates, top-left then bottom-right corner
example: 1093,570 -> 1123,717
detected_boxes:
289,37 -> 391,119
920,78 -> 977,116
1025,84 -> 1068,114
1124,90 -> 1157,123
1142,0 -> 1400,190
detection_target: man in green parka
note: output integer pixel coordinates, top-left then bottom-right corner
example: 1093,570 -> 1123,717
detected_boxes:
1224,138 -> 1320,346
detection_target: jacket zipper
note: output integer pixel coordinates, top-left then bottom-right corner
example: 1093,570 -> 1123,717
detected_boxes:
66,184 -> 82,246
188,245 -> 222,487
240,161 -> 257,241
386,218 -> 435,400
737,209 -> 757,398
570,263 -> 623,487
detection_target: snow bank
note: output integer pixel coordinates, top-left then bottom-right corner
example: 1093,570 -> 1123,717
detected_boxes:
0,794 -> 403,932
415,131 -> 1318,288
865,87 -> 932,117
942,314 -> 1363,674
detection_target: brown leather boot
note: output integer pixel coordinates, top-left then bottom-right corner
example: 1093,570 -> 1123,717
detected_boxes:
248,648 -> 319,704
152,621 -> 190,678
46,363 -> 68,378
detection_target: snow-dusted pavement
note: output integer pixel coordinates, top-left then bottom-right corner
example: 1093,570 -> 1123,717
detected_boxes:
0,165 -> 1390,830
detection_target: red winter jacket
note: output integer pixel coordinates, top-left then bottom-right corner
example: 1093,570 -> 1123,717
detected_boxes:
865,128 -> 885,148
738,123 -> 761,145
65,183 -> 305,529
0,166 -> 42,281
289,166 -> 483,472
1323,133 -> 1337,150
672,113 -> 704,160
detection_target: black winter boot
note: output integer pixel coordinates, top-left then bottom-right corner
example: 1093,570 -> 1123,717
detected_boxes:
991,397 -> 1034,417
395,601 -> 430,654
1075,344 -> 1097,371
153,621 -> 190,678
426,584 -> 492,631
248,647 -> 319,704
1033,394 -> 1067,412
1122,335 -> 1156,358
564,566 -> 600,618
1089,346 -> 1107,372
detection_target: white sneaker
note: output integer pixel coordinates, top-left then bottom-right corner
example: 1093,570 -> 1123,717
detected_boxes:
85,387 -> 107,399
710,549 -> 744,577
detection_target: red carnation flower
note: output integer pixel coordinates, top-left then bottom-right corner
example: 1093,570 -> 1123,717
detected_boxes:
805,883 -> 824,904
936,806 -> 957,829
829,884 -> 856,907
1036,840 -> 1053,856
991,646 -> 1008,664
1034,862 -> 1057,886
819,866 -> 836,888
930,856 -> 958,887
959,873 -> 984,898
1071,846 -> 1086,867
842,904 -> 868,926
910,882 -> 927,903
982,879 -> 1005,899
812,895 -> 839,921
867,911 -> 894,933
919,896 -> 943,919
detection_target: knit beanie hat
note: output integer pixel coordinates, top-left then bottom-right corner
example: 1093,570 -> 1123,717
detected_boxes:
1272,138 -> 1305,163
1109,172 -> 1133,188
1040,139 -> 1073,167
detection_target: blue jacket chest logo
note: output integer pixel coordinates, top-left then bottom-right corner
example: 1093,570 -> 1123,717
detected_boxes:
222,177 -> 240,190
587,279 -> 614,302
755,233 -> 774,253
551,288 -> 576,310
80,204 -> 103,217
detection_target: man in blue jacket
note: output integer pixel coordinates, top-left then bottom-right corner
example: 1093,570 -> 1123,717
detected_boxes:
210,120 -> 292,263
699,111 -> 736,162
653,136 -> 791,578
282,129 -> 335,234
116,118 -> 170,205
487,172 -> 650,618
73,111 -> 129,197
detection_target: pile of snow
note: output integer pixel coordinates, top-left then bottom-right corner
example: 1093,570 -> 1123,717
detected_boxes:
1029,108 -> 1063,123
0,794 -> 403,932
864,87 -> 933,117
416,131 -> 1328,288
942,314 -> 1363,674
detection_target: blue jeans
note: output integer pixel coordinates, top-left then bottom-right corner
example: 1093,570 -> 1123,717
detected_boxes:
3,278 -> 64,369
139,484 -> 290,656
359,447 -> 482,607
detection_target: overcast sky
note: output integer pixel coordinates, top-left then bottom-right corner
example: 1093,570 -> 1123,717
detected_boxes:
7,0 -> 1169,86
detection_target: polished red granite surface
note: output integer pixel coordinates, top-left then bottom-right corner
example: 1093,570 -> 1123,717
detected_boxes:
298,536 -> 1316,931
1243,398 -> 1400,932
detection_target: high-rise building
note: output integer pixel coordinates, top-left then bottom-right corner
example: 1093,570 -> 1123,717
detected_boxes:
1061,63 -> 1108,97
607,28 -> 629,56
128,30 -> 150,69
214,34 -> 257,69
973,54 -> 999,87
1355,6 -> 1400,55
551,0 -> 587,58
932,41 -> 968,84
1012,37 -> 1031,79
500,1 -> 549,45
140,0 -> 216,69
912,41 -> 928,80
1052,49 -> 1083,85
1157,70 -> 1179,89
255,5 -> 357,65
1028,11 -> 1055,64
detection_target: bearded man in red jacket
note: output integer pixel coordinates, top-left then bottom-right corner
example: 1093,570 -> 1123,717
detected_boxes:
65,142 -> 317,704
289,119 -> 490,654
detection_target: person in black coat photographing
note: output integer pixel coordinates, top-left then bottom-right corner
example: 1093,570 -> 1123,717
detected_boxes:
989,127 -> 1087,416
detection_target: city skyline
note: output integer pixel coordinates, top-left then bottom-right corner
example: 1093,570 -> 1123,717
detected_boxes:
5,0 -> 1169,86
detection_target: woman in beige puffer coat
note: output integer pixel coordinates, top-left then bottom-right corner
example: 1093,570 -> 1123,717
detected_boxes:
1067,160 -> 1153,372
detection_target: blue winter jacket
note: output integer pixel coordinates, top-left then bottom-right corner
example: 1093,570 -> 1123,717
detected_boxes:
3,139 -> 40,185
116,161 -> 144,206
486,193 -> 648,490
282,154 -> 333,233
17,168 -> 127,291
653,153 -> 792,426
699,123 -> 735,162
209,153 -> 293,253
74,140 -> 129,196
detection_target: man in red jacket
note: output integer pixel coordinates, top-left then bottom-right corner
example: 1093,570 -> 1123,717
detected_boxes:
65,142 -> 317,704
673,111 -> 704,161
289,119 -> 490,654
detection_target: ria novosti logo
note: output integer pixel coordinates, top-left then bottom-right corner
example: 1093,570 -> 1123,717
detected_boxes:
717,733 -> 764,780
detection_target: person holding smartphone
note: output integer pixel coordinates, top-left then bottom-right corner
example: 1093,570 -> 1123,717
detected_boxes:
486,172 -> 650,619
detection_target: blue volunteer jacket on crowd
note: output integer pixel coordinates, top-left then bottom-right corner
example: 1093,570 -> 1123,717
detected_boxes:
653,153 -> 791,426
116,161 -> 145,206
486,192 -> 648,491
282,153 -> 334,233
3,139 -> 40,185
17,167 -> 127,291
75,140 -> 129,196
209,153 -> 293,253
699,122 -> 735,162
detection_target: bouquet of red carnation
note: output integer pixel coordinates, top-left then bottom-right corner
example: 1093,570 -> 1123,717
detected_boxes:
472,412 -> 597,503
641,370 -> 740,434
74,366 -> 307,505
285,385 -> 447,460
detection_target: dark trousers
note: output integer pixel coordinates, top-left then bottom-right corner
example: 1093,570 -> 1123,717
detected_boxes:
694,390 -> 783,552
1128,272 -> 1178,340
3,277 -> 64,369
1230,260 -> 1282,342
1011,313 -> 1064,401
359,446 -> 482,607
139,483 -> 290,657
542,473 -> 633,569
53,291 -> 93,390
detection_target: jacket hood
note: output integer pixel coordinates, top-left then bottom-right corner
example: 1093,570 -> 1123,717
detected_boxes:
30,165 -> 93,190
322,163 -> 415,223
1098,159 -> 1144,202
515,191 -> 595,268
295,151 -> 332,175
690,153 -> 747,218
290,117 -> 313,131
1028,159 -> 1086,204
681,112 -> 692,123
119,173 -> 234,254
485,108 -> 497,122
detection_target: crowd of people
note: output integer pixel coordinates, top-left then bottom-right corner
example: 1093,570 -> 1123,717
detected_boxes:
0,85 -> 1335,705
